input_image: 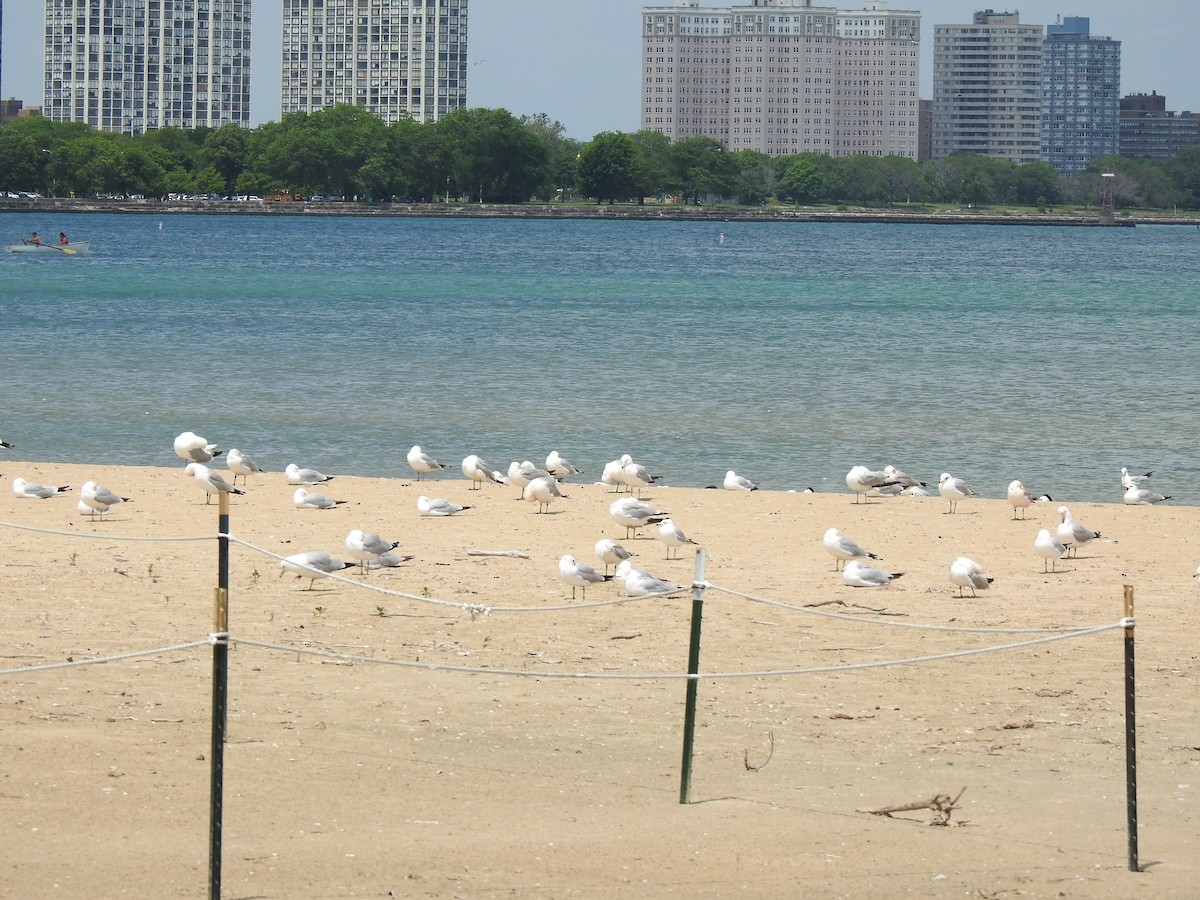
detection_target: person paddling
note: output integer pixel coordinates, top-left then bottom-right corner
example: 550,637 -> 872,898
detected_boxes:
22,232 -> 42,246
59,232 -> 69,246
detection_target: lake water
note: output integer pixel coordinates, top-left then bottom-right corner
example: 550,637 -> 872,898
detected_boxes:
2,211 -> 1196,505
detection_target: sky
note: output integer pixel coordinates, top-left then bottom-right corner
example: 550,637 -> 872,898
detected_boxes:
2,1 -> 1195,140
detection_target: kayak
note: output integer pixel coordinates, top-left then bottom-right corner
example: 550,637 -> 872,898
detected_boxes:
4,241 -> 90,255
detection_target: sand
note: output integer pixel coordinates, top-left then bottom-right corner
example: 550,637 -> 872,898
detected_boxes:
1,461 -> 1197,899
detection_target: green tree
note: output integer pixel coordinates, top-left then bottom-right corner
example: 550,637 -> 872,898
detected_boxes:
776,153 -> 824,203
670,136 -> 737,204
201,123 -> 248,193
1165,146 -> 1200,209
438,107 -> 549,202
577,131 -> 642,203
630,130 -> 674,199
0,128 -> 41,192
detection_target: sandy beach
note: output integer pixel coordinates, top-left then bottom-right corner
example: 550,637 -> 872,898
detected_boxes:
1,460 -> 1197,899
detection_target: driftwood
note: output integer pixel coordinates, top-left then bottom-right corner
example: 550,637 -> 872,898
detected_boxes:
859,787 -> 967,826
466,549 -> 530,559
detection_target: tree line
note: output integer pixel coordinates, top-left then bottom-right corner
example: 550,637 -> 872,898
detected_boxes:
2,105 -> 1199,210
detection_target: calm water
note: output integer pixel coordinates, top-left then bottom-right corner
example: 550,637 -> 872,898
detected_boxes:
2,211 -> 1197,505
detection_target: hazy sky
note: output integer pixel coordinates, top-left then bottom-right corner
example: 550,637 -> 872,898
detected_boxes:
2,1 -> 1195,140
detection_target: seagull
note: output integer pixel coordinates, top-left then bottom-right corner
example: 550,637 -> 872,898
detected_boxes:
173,431 -> 221,464
80,480 -> 130,518
609,496 -> 668,539
407,445 -> 449,480
948,556 -> 993,597
279,550 -> 353,590
595,538 -> 634,575
1057,506 -> 1101,558
417,495 -> 471,517
600,457 -> 627,492
845,466 -> 899,503
618,456 -> 661,495
461,454 -> 504,490
822,527 -> 881,571
285,463 -> 332,485
723,470 -> 758,492
374,550 -> 414,569
344,529 -> 401,573
938,472 -> 976,514
11,477 -> 71,499
558,554 -> 612,599
1123,484 -> 1171,505
657,518 -> 698,559
524,476 -> 566,513
293,487 -> 345,510
1007,480 -> 1035,519
866,482 -> 905,499
901,485 -> 934,497
883,465 -> 928,489
1120,467 -> 1152,488
0,437 -> 13,449
615,559 -> 686,597
226,448 -> 264,485
507,460 -> 551,499
77,498 -> 109,518
546,450 -> 583,480
1034,528 -> 1068,572
842,559 -> 903,587
184,463 -> 243,503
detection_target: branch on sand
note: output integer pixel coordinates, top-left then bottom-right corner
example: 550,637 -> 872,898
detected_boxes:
859,787 -> 967,826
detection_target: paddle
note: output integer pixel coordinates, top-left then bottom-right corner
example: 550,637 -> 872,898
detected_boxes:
56,246 -> 77,255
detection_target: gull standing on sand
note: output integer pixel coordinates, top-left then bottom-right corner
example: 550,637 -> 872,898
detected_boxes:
80,480 -> 130,518
344,529 -> 401,573
1120,467 -> 1152,489
822,528 -> 881,571
615,559 -> 686,597
77,498 -> 109,518
558,555 -> 612,599
507,460 -> 551,499
657,518 -> 698,559
226,449 -> 264,485
279,550 -> 353,590
524,476 -> 567,513
938,473 -> 976,514
595,538 -> 634,575
1124,483 -> 1171,505
407,445 -> 449,480
293,487 -> 346,510
723,470 -> 758,492
285,463 -> 332,485
1007,480 -> 1036,519
618,455 -> 661,496
609,496 -> 668,539
1034,528 -> 1068,572
601,457 -> 627,492
948,556 -> 993,597
546,451 -> 582,480
173,431 -> 221,464
842,559 -> 904,588
417,495 -> 472,517
1056,506 -> 1101,558
185,463 -> 243,503
845,466 -> 898,503
12,477 -> 70,499
461,454 -> 504,490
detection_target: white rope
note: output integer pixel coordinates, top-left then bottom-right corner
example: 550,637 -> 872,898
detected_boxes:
0,520 -> 217,542
0,640 -> 210,676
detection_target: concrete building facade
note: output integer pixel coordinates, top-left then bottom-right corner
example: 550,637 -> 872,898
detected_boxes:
1119,92 -> 1200,161
1041,16 -> 1120,174
281,0 -> 468,124
641,0 -> 921,158
43,0 -> 251,134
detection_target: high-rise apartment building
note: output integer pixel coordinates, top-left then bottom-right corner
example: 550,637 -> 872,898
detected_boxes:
281,0 -> 468,124
43,0 -> 250,134
1119,92 -> 1200,161
1041,17 -> 1120,174
931,9 -> 1043,163
641,0 -> 921,158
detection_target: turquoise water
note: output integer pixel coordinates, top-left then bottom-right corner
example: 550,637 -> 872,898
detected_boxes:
2,211 -> 1197,505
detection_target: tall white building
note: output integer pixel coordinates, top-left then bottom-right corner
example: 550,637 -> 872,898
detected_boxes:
281,0 -> 468,124
641,0 -> 921,158
43,0 -> 251,134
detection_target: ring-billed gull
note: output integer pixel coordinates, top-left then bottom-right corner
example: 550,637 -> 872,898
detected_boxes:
600,457 -> 627,492
293,487 -> 345,510
618,456 -> 661,496
657,518 -> 698,560
81,480 -> 131,518
822,527 -> 881,571
558,554 -> 612,599
507,460 -> 551,499
407,445 -> 449,480
845,466 -> 898,504
279,550 -> 353,590
344,529 -> 401,573
615,559 -> 686,597
948,556 -> 992,597
12,477 -> 70,499
609,497 -> 668,539
1034,528 -> 1067,572
595,538 -> 633,575
0,437 -> 13,449
461,454 -> 504,490
723,470 -> 758,492
173,431 -> 221,464
524,476 -> 566,513
882,465 -> 928,489
841,559 -> 903,587
938,473 -> 976,514
285,463 -> 332,485
1120,467 -> 1152,488
185,463 -> 243,503
1007,480 -> 1035,520
226,449 -> 264,485
417,495 -> 471,517
1123,484 -> 1170,505
546,451 -> 583,480
1056,506 -> 1100,558
77,498 -> 109,518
